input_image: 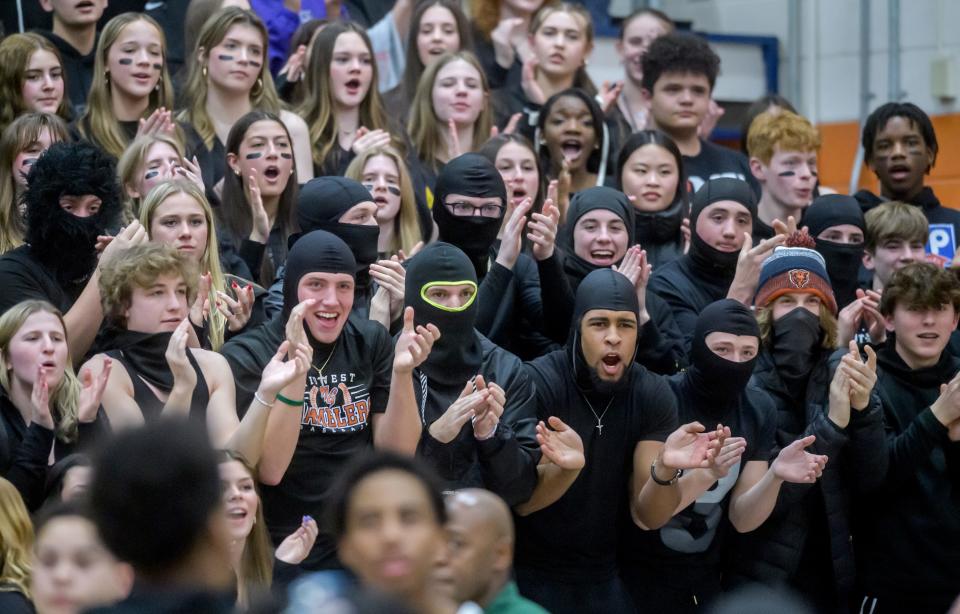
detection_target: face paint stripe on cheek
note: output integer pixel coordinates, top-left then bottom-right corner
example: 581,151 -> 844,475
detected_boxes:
777,171 -> 796,177
118,58 -> 133,65
218,54 -> 235,61
387,186 -> 401,196
279,152 -> 293,159
152,63 -> 163,70
144,170 -> 160,179
245,152 -> 263,159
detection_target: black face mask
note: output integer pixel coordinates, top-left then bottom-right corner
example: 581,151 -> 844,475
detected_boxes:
296,177 -> 380,270
559,187 -> 636,291
635,199 -> 685,246
815,239 -> 864,309
687,300 -> 760,413
770,307 -> 823,387
686,178 -> 756,281
405,242 -> 482,387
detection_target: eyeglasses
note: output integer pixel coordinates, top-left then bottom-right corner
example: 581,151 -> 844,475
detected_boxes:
446,201 -> 504,218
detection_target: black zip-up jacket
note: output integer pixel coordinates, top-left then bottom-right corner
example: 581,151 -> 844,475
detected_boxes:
855,186 -> 960,246
853,342 -> 960,610
415,335 -> 539,506
724,349 -> 887,607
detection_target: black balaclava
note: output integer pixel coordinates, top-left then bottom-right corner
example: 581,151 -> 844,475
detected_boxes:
688,178 -> 757,280
569,268 -> 640,396
295,177 -> 380,269
432,153 -> 507,279
404,242 -> 482,387
281,229 -> 356,321
770,307 -> 823,397
558,186 -> 636,290
687,299 -> 760,416
23,141 -> 122,285
801,194 -> 866,309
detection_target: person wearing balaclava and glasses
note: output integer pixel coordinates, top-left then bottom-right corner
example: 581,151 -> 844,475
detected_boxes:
404,242 -> 540,506
513,268 -> 723,614
528,185 -> 687,374
620,299 -> 829,612
222,230 -> 439,571
263,177 -> 400,326
723,232 -> 886,613
0,141 -> 148,361
648,177 -> 785,350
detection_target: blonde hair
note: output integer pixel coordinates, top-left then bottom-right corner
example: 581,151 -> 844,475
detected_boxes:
864,200 -> 929,253
0,301 -> 81,444
298,21 -> 390,172
747,110 -> 821,165
756,302 -> 838,350
407,51 -> 492,173
345,145 -> 422,256
0,478 -> 32,600
178,7 -> 282,150
530,3 -> 597,96
218,451 -> 273,607
118,133 -> 188,221
98,243 -> 198,329
140,180 -> 228,349
0,33 -> 70,135
0,113 -> 69,254
77,13 -> 175,159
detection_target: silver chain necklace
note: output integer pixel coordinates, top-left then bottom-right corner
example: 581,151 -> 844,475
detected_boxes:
581,394 -> 615,435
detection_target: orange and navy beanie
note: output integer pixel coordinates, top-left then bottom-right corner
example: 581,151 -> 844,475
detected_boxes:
754,239 -> 838,315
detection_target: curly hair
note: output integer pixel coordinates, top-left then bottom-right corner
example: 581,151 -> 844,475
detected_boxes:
747,110 -> 821,165
98,243 -> 198,328
880,262 -> 960,316
641,32 -> 720,93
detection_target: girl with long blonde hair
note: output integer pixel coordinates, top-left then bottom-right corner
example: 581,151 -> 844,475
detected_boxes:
345,145 -> 427,257
297,21 -> 393,177
0,113 -> 69,254
118,133 -> 204,221
178,6 -> 312,187
408,50 -> 492,188
0,301 -> 110,510
76,13 -> 177,160
0,477 -> 33,609
139,179 -> 257,350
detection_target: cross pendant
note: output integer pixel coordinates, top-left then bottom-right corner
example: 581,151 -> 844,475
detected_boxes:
596,423 -> 603,435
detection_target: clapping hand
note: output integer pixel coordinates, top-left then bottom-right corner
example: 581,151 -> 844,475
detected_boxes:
393,307 -> 441,374
660,422 -> 721,471
536,416 -> 585,470
77,358 -> 112,423
772,435 -> 828,483
471,375 -> 505,440
275,515 -> 319,565
429,379 -> 489,444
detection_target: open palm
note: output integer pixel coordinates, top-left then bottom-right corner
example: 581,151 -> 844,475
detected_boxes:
537,417 -> 585,470
661,422 -> 718,470
773,436 -> 828,483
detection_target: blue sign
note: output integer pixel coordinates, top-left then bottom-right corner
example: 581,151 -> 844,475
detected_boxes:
927,223 -> 956,267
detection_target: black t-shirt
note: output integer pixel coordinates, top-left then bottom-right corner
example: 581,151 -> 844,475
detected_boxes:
620,380 -> 775,583
0,245 -> 80,315
514,351 -> 677,582
256,316 -> 393,570
684,139 -> 759,195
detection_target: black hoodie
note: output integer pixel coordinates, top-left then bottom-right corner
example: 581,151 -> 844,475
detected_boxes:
515,269 -> 678,583
854,186 -> 960,262
37,30 -> 96,116
853,340 -> 960,610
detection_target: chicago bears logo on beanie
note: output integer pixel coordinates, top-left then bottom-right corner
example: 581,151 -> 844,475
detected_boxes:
754,230 -> 838,314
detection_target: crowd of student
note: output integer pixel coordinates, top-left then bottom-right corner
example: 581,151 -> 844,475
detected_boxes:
0,1 -> 957,613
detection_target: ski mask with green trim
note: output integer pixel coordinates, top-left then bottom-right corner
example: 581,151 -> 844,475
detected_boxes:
404,242 -> 482,387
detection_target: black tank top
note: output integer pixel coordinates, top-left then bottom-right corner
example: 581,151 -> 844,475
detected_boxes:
106,348 -> 211,424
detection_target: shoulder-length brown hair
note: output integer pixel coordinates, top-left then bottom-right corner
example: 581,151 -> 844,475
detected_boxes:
298,21 -> 389,171
178,7 -> 282,150
0,33 -> 70,135
407,50 -> 492,173
77,13 -> 175,159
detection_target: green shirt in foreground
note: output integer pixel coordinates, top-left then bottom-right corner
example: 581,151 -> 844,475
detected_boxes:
485,581 -> 549,614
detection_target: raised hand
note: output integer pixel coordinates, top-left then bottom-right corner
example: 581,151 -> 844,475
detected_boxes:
556,161 -> 571,224
285,298 -> 315,350
948,418 -> 960,442
772,435 -> 828,483
369,259 -> 406,322
491,112 -> 523,139
77,358 -> 112,423
527,197 -> 560,261
393,307 -> 441,374
279,44 -> 307,82
828,362 -> 852,428
680,218 -> 691,254
706,427 -> 745,480
98,221 -> 148,267
660,422 -> 720,470
472,375 -> 505,440
397,241 -> 424,263
771,215 -> 805,238
447,118 -> 462,161
839,341 -> 877,410
217,281 -> 256,332
520,55 -> 546,105
351,127 -> 392,156
189,272 -> 212,328
536,416 -> 585,470
275,515 -> 319,565
598,81 -> 624,115
246,168 -> 270,243
30,367 -> 55,430
932,371 -> 960,427
177,155 -> 206,192
136,107 -> 175,139
165,319 -> 197,389
258,340 -> 312,400
727,232 -> 787,305
429,379 -> 489,444
490,17 -> 525,69
496,197 -> 533,270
